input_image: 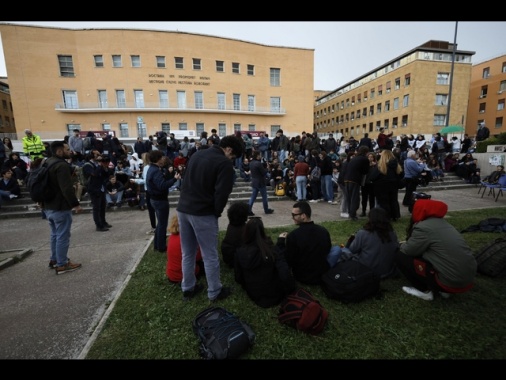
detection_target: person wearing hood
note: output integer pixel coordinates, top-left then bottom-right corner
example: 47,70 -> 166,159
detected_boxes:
396,199 -> 477,301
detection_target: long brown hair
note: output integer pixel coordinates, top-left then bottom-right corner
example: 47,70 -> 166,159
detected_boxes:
243,217 -> 275,262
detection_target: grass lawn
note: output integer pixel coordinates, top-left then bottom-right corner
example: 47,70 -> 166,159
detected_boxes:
85,208 -> 506,360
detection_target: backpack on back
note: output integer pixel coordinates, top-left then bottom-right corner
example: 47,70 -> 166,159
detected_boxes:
26,160 -> 57,203
83,136 -> 92,150
474,237 -> 506,277
278,288 -> 328,335
320,259 -> 381,303
310,166 -> 321,181
192,306 -> 255,360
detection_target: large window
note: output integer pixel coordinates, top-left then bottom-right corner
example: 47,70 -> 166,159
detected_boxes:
116,90 -> 126,108
498,99 -> 505,111
161,123 -> 170,134
403,94 -> 409,107
270,68 -> 280,86
179,122 -> 188,130
196,123 -> 205,135
248,95 -> 255,112
134,90 -> 144,108
436,94 -> 448,106
217,92 -> 226,110
159,90 -> 169,108
177,91 -> 186,109
112,55 -> 122,67
58,55 -> 74,77
270,97 -> 281,113
434,114 -> 446,126
216,60 -> 224,72
63,90 -> 78,109
247,64 -> 254,76
131,55 -> 141,67
98,90 -> 107,108
175,57 -> 184,69
156,56 -> 166,68
94,55 -> 104,68
218,123 -> 226,136
499,80 -> 506,93
232,62 -> 240,74
195,91 -> 203,109
233,94 -> 241,111
483,67 -> 490,78
119,123 -> 129,138
437,72 -> 450,85
193,58 -> 201,70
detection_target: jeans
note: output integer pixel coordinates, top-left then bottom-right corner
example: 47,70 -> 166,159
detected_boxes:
150,198 -> 169,251
248,185 -> 270,213
145,192 -> 156,229
178,211 -> 222,299
45,209 -> 73,267
295,175 -> 307,200
327,245 -> 343,268
278,149 -> 286,162
320,175 -> 334,202
106,190 -> 124,205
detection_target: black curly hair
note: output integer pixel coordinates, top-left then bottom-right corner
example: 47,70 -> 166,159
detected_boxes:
227,202 -> 249,226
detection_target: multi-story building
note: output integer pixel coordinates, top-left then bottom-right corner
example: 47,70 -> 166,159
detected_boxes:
0,77 -> 16,137
0,23 -> 314,142
314,40 -> 475,142
466,54 -> 506,137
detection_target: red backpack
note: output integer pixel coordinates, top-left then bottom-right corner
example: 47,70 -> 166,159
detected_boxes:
278,288 -> 328,335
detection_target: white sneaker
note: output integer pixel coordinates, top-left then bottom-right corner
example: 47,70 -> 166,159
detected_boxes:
402,286 -> 434,301
329,201 -> 338,205
340,213 -> 349,218
309,199 -> 318,203
9,194 -> 18,199
439,292 -> 451,299
145,228 -> 156,235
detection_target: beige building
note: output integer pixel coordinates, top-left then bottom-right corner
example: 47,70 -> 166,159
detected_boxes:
0,23 -> 314,142
466,54 -> 506,138
0,77 -> 16,137
314,40 -> 475,142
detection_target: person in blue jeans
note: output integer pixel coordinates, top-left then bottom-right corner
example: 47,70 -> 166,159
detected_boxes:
146,149 -> 181,253
247,151 -> 274,216
43,141 -> 83,274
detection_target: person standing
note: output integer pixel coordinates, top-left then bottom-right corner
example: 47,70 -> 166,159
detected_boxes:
177,134 -> 244,302
460,134 -> 472,153
247,150 -> 274,216
22,129 -> 45,161
402,150 -> 426,207
319,150 -> 335,203
377,128 -> 393,151
257,132 -> 271,162
43,141 -> 83,274
146,149 -> 181,253
343,145 -> 370,220
68,129 -> 84,163
0,138 -> 6,169
294,155 -> 310,201
476,122 -> 490,142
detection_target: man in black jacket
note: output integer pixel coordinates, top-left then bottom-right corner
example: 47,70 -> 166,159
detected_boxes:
343,145 -> 370,220
247,150 -> 274,216
177,135 -> 244,302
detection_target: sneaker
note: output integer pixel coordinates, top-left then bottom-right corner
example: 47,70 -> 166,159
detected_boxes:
9,194 -> 18,199
48,260 -> 57,269
182,283 -> 204,301
265,209 -> 274,214
402,286 -> 434,301
309,199 -> 318,203
96,227 -> 109,232
146,228 -> 156,235
55,261 -> 82,275
330,201 -> 338,205
105,223 -> 113,228
211,286 -> 232,302
439,292 -> 451,299
247,211 -> 255,216
340,213 -> 349,218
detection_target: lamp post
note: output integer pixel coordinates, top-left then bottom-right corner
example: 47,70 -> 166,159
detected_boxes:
446,21 -> 458,127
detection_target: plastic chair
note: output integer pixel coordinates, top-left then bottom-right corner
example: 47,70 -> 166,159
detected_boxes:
478,176 -> 502,198
494,174 -> 506,202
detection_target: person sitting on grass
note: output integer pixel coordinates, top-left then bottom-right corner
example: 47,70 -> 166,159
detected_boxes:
221,202 -> 249,268
396,199 -> 477,301
234,216 -> 296,308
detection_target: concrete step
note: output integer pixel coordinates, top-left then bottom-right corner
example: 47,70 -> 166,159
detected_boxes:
0,173 -> 477,219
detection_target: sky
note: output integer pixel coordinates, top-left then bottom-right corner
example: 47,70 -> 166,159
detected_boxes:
1,21 -> 506,90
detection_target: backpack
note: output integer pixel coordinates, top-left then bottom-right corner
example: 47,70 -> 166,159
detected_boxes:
26,160 -> 57,203
310,166 -> 321,181
76,161 -> 94,189
320,259 -> 381,303
192,306 -> 255,360
474,238 -> 506,277
278,288 -> 328,335
83,136 -> 92,150
275,182 -> 286,196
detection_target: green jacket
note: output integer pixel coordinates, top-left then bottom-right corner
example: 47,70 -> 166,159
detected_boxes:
22,134 -> 45,159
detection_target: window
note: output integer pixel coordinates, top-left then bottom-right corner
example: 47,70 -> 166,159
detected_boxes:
156,56 -> 166,68
116,90 -> 126,108
363,91 -> 368,101
175,57 -> 184,69
119,123 -> 129,138
433,114 -> 446,126
392,117 -> 398,128
194,91 -> 203,109
503,62 -> 506,73
270,68 -> 280,86
369,105 -> 374,116
58,55 -> 75,77
385,100 -> 390,112
218,123 -> 226,136
102,123 -> 111,131
402,115 -> 408,127
403,94 -> 409,107
159,90 -> 169,108
436,94 -> 448,106
196,123 -> 205,135
193,58 -> 201,70
94,55 -> 104,68
131,55 -> 141,67
161,123 -> 170,134
112,55 -> 122,67
270,97 -> 281,113
232,62 -> 240,74
495,117 -> 503,128
378,85 -> 383,96
405,73 -> 411,86
217,92 -> 226,110
370,89 -> 375,99
134,90 -> 144,108
248,124 -> 255,131
499,80 -> 506,93
480,86 -> 488,98
384,119 -> 389,129
386,81 -> 391,93
234,124 -> 241,133
66,124 -> 80,134
63,90 -> 78,109
247,64 -> 254,76
233,93 -> 241,111
248,95 -> 255,112
216,60 -> 224,72
177,91 -> 186,109
437,72 -> 450,85
483,67 -> 490,78
179,122 -> 188,130
479,103 -> 486,113
395,77 -> 400,90
498,99 -> 505,111
98,90 -> 107,108
376,103 -> 382,114
2,99 -> 7,110
362,107 -> 367,117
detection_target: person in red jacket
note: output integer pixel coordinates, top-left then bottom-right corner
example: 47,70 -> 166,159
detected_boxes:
166,214 -> 204,284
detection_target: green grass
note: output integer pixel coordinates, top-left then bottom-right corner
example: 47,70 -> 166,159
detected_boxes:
85,208 -> 506,359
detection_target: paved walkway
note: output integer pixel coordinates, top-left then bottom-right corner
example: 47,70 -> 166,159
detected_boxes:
0,187 -> 504,359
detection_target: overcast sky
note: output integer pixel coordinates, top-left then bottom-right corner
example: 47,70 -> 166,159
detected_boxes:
1,21 -> 506,90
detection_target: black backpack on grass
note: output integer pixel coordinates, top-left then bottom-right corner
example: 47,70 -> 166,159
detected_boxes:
474,238 -> 506,277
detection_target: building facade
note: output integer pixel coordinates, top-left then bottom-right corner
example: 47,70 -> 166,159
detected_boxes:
466,54 -> 506,138
314,40 -> 475,142
0,23 -> 314,142
0,78 -> 16,137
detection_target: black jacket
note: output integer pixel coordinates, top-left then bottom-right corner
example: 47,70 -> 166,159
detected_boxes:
43,157 -> 80,210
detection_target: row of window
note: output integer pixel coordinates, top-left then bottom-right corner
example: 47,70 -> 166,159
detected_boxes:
481,62 -> 506,78
479,80 -> 506,97
58,55 -> 281,85
322,116 -> 411,138
317,95 -> 410,120
63,89 -> 283,113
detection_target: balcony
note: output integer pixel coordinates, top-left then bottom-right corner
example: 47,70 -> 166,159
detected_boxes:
54,102 -> 286,116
